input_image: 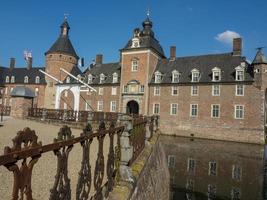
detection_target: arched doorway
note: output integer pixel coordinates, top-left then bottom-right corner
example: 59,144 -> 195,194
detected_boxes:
126,100 -> 139,115
59,89 -> 74,110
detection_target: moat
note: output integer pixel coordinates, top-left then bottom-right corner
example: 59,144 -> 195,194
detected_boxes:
159,135 -> 265,200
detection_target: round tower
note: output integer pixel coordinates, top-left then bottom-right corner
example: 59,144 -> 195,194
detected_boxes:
44,18 -> 79,108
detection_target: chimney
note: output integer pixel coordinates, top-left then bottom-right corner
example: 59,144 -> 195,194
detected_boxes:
95,54 -> 103,65
170,46 -> 176,61
27,57 -> 33,70
9,58 -> 15,70
233,38 -> 242,56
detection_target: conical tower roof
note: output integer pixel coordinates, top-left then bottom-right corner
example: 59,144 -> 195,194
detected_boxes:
252,48 -> 267,65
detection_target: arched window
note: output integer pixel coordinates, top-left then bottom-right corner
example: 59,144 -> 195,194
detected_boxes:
24,76 -> 29,83
5,76 -> 9,83
35,76 -> 40,84
11,76 -> 15,83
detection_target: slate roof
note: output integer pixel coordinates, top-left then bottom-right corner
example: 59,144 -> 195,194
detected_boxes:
122,17 -> 165,58
45,20 -> 78,59
10,86 -> 36,98
83,62 -> 121,85
252,48 -> 267,65
61,66 -> 82,84
151,53 -> 253,84
1,67 -> 46,85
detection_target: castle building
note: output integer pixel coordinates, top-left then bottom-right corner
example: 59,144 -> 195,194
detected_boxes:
0,17 -> 267,144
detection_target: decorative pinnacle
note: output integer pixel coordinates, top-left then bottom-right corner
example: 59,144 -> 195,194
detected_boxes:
256,47 -> 265,51
64,13 -> 69,20
147,8 -> 150,18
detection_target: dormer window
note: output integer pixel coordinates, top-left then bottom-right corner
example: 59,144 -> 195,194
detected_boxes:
100,73 -> 105,84
5,76 -> 9,83
235,66 -> 244,81
131,37 -> 140,48
24,76 -> 29,83
77,75 -> 81,80
212,67 -> 221,81
191,69 -> 200,82
155,71 -> 162,83
35,76 -> 40,84
172,70 -> 180,83
132,59 -> 139,71
66,76 -> 70,83
11,76 -> 15,83
88,74 -> 93,84
113,73 -> 118,83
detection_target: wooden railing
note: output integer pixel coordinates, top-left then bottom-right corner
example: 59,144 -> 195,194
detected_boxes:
0,122 -> 124,200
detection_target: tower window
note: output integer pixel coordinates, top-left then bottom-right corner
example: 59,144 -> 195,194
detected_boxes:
24,76 -> 29,83
11,76 -> 15,83
5,76 -> 9,83
131,59 -> 138,71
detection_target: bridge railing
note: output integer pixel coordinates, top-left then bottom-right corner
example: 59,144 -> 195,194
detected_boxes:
0,105 -> 11,116
0,121 -> 124,200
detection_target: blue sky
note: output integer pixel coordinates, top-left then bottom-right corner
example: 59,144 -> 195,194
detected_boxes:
0,0 -> 266,68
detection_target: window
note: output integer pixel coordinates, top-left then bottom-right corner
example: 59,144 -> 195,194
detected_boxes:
24,76 -> 29,83
100,73 -> 105,84
232,165 -> 242,181
212,67 -> 221,81
110,101 -> 116,112
209,161 -> 217,176
211,105 -> 220,118
97,101 -> 103,111
191,85 -> 198,96
186,179 -> 194,191
140,85 -> 144,93
11,76 -> 15,83
113,73 -> 118,83
231,188 -> 241,200
155,71 -> 162,83
172,86 -> 178,96
66,76 -> 70,83
191,69 -> 200,82
153,103 -> 160,114
88,74 -> 93,84
167,155 -> 176,168
123,85 -> 128,93
170,103 -> 178,115
236,85 -> 244,96
154,86 -> 160,96
35,88 -> 39,96
235,105 -> 244,119
35,76 -> 40,84
187,158 -> 196,173
10,87 -> 13,92
5,88 -> 8,94
111,87 -> 117,95
190,104 -> 198,117
131,59 -> 138,71
131,38 -> 140,48
207,184 -> 216,199
5,76 -> 9,83
172,70 -> 180,83
212,85 -> 220,96
99,87 -> 104,95
85,100 -> 92,111
235,66 -> 244,81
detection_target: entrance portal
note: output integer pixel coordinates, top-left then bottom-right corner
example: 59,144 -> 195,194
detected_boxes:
126,100 -> 139,115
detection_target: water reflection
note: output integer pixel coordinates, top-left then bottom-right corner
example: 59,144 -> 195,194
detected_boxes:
159,136 -> 265,200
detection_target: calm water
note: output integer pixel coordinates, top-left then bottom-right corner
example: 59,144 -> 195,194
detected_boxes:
159,136 -> 266,200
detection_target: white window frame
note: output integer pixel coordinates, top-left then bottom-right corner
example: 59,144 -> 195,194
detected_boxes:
97,101 -> 103,111
167,155 -> 176,168
232,165 -> 242,181
5,76 -> 9,83
24,76 -> 29,83
88,74 -> 93,84
172,70 -> 180,83
98,87 -> 104,95
131,59 -> 138,71
154,71 -> 162,83
211,104 -> 220,118
190,104 -> 198,117
35,76 -> 40,84
112,73 -> 118,83
66,76 -> 70,83
35,88 -> 39,96
110,101 -> 116,112
170,103 -> 178,115
235,66 -> 244,81
235,84 -> 244,96
85,100 -> 92,111
212,85 -> 220,96
140,85 -> 144,93
191,69 -> 200,82
209,161 -> 217,176
123,85 -> 128,93
235,105 -> 244,119
11,76 -> 15,83
212,67 -> 221,81
191,85 -> 198,96
154,86 -> 160,96
153,103 -> 160,115
111,87 -> 117,95
187,158 -> 196,173
171,86 -> 178,96
99,73 -> 105,84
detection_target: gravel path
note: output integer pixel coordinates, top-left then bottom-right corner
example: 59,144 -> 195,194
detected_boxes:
0,118 -> 113,199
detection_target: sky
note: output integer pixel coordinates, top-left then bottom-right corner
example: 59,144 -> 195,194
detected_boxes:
0,0 -> 266,69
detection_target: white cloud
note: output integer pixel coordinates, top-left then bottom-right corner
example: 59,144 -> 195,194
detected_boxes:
215,30 -> 241,45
